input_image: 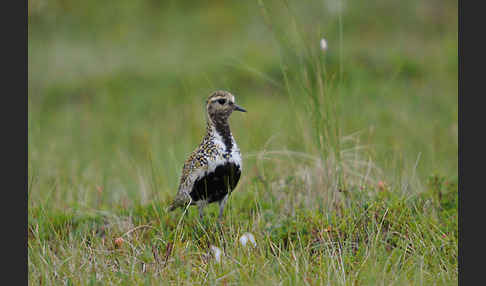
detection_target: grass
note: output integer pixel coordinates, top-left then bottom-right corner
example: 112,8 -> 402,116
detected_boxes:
28,175 -> 457,284
28,0 -> 457,284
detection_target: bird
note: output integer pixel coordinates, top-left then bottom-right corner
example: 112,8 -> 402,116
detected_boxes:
168,90 -> 246,220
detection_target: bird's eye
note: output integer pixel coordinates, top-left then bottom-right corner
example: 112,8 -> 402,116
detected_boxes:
217,99 -> 226,105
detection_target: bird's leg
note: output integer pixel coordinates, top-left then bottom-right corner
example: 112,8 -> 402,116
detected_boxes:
218,194 -> 229,221
197,200 -> 206,221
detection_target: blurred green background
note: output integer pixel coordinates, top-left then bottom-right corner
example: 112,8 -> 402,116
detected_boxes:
28,0 -> 457,209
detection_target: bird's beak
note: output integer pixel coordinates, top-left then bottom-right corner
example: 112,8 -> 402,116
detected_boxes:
234,104 -> 247,112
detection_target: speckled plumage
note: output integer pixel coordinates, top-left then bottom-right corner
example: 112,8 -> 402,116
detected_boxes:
168,91 -> 246,220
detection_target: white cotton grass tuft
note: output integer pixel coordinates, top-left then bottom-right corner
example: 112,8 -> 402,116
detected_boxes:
239,232 -> 257,247
210,245 -> 223,263
320,38 -> 328,52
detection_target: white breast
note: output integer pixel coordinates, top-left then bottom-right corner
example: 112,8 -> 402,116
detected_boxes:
206,129 -> 242,174
229,139 -> 242,168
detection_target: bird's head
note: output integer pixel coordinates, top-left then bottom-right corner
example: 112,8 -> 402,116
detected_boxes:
206,90 -> 246,124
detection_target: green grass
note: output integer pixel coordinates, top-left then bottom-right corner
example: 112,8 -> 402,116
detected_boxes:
28,0 -> 457,284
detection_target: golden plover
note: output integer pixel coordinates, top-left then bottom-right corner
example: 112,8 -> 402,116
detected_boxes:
168,90 -> 246,220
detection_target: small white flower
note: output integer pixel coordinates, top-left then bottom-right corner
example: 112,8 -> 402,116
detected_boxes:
210,245 -> 223,263
320,38 -> 328,52
239,232 -> 257,247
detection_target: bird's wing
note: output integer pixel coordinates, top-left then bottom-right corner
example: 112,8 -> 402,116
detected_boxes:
179,148 -> 210,192
169,148 -> 209,210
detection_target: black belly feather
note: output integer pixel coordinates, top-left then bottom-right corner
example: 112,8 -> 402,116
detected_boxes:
190,162 -> 241,204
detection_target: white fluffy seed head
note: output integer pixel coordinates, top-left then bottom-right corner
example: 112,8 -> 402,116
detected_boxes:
320,38 -> 328,52
239,232 -> 256,247
210,245 -> 222,263
239,235 -> 248,246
